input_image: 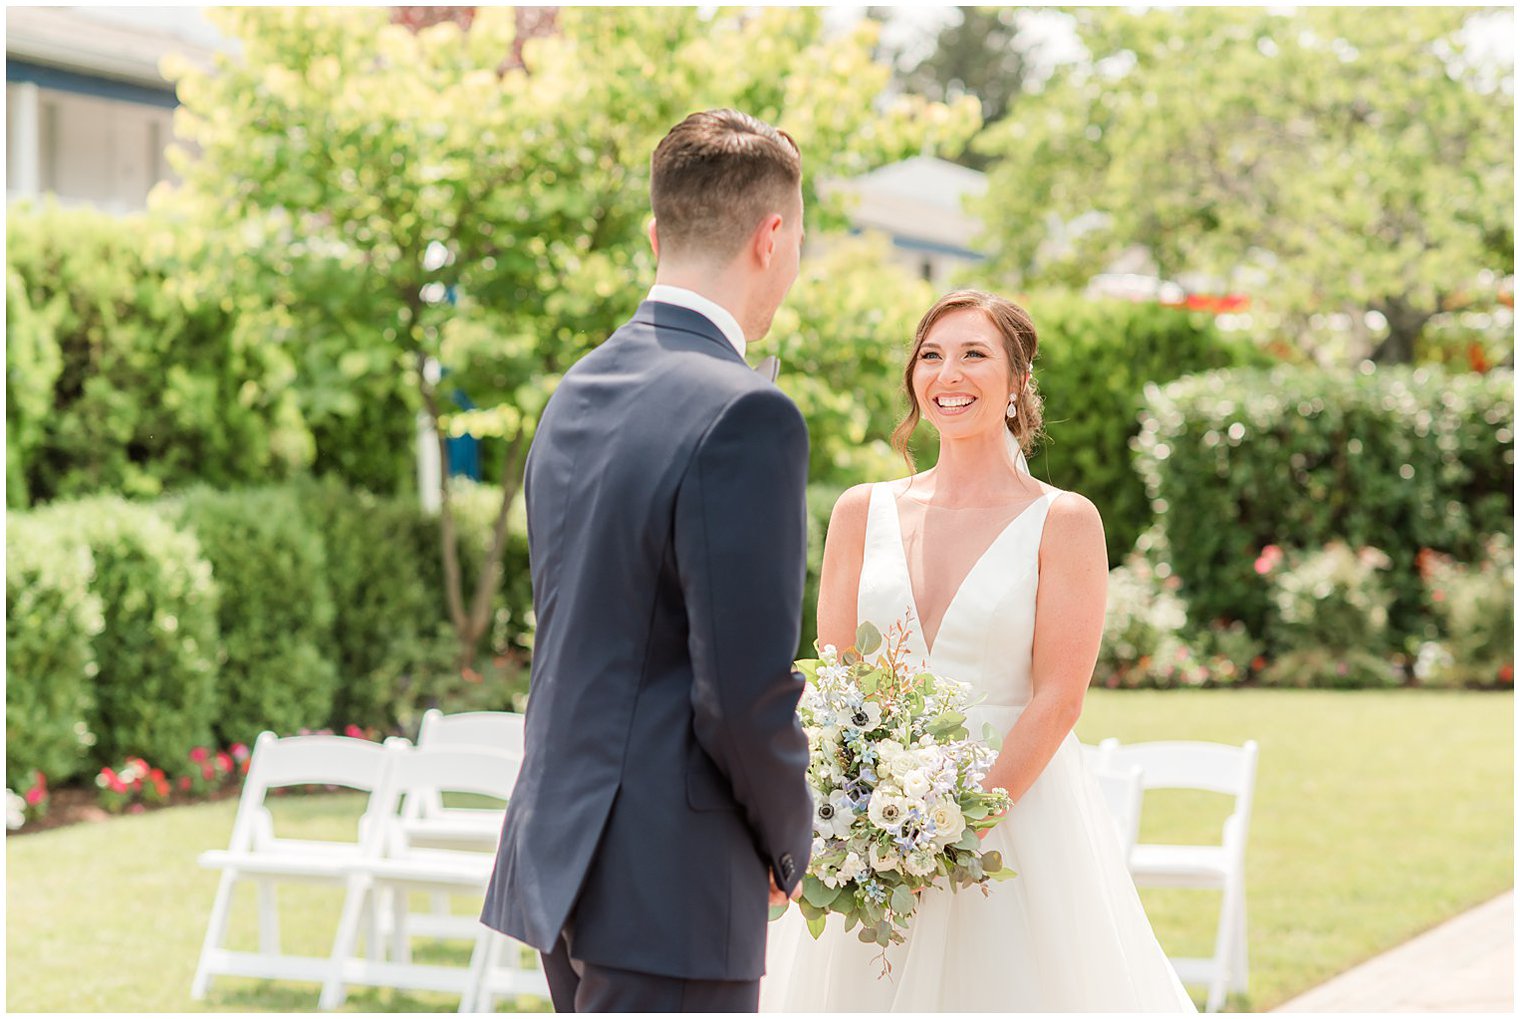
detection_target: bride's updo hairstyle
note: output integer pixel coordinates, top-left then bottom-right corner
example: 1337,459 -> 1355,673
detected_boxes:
891,289 -> 1045,470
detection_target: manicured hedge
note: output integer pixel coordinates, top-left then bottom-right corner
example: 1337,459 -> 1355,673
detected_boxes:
5,478 -> 538,784
5,517 -> 102,786
167,486 -> 339,746
5,202 -> 313,508
292,476 -> 439,730
1022,293 -> 1270,564
1134,365 -> 1514,642
30,496 -> 221,770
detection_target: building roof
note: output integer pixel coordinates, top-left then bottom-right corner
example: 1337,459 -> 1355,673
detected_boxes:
825,155 -> 988,258
6,6 -> 229,88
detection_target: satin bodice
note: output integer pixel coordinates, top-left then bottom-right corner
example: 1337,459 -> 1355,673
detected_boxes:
857,482 -> 1061,714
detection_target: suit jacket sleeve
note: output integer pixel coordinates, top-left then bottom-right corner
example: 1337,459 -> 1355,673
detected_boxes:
674,385 -> 814,893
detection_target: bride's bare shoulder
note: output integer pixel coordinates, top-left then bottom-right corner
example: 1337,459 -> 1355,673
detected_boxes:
1041,487 -> 1106,558
828,483 -> 875,535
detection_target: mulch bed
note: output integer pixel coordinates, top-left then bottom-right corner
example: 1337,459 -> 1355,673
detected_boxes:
9,783 -> 245,838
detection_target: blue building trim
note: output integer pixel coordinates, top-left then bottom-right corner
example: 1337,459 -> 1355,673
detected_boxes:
846,225 -> 986,261
6,59 -> 179,110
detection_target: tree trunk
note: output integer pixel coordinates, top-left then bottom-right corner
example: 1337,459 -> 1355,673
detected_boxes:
1370,296 -> 1434,365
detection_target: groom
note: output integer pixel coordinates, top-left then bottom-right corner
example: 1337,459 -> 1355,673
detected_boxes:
481,109 -> 814,1012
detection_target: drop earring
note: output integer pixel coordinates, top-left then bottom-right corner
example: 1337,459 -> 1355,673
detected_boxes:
1006,394 -> 1018,418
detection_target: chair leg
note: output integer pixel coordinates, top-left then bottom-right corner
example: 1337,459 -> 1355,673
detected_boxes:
1207,880 -> 1242,1013
191,871 -> 238,1000
460,927 -> 494,1013
391,886 -> 411,964
367,887 -> 385,962
1231,890 -> 1250,993
256,880 -> 281,955
319,878 -> 370,1011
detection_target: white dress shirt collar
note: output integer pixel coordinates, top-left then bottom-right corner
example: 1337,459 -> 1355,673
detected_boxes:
647,284 -> 747,358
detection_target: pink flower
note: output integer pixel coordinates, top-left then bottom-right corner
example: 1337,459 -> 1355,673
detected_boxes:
24,786 -> 44,807
1253,545 -> 1283,575
178,776 -> 192,791
201,765 -> 215,781
230,743 -> 250,761
108,776 -> 127,794
128,804 -> 145,814
189,747 -> 209,764
215,752 -> 233,773
344,725 -> 364,739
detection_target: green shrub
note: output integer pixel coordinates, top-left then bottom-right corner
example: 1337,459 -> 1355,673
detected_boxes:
1095,549 -> 1259,689
1257,542 -> 1401,688
292,477 -> 439,729
30,496 -> 220,769
5,517 -> 102,786
1022,293 -> 1270,564
167,486 -> 339,745
4,201 -> 312,507
1134,365 -> 1514,640
1413,535 -> 1515,688
5,265 -> 62,509
769,237 -> 937,489
799,483 -> 848,658
304,479 -> 532,730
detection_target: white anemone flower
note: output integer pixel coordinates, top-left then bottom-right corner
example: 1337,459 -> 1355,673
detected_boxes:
813,788 -> 855,840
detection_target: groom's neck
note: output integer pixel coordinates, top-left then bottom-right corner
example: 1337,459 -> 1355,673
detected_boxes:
653,264 -> 758,342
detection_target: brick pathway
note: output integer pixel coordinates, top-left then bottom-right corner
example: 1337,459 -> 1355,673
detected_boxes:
1275,891 -> 1513,1012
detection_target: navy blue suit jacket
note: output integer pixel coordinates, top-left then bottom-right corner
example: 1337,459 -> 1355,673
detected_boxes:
481,302 -> 814,981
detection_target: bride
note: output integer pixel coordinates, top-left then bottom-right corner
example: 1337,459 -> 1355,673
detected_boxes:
759,290 -> 1196,1011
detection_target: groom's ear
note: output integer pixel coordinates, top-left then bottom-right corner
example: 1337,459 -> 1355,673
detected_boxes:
646,218 -> 661,259
752,212 -> 784,268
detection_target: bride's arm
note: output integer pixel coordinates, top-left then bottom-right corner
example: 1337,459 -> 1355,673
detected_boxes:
815,484 -> 872,653
980,492 -> 1108,806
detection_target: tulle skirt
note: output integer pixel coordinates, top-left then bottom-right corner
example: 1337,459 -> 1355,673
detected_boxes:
759,708 -> 1197,1012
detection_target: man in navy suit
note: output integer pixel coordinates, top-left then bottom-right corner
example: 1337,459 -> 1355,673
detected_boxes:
481,109 -> 814,1012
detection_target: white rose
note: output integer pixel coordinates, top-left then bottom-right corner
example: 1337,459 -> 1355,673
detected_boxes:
929,802 -> 966,844
902,770 -> 931,800
869,842 -> 902,873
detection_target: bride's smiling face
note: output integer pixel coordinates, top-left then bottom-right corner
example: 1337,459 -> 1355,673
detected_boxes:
911,309 -> 1014,439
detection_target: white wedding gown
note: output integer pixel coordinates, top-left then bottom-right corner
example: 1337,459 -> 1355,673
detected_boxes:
759,481 -> 1197,1012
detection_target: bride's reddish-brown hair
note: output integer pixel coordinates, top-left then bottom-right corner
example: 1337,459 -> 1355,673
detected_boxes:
890,290 -> 1045,471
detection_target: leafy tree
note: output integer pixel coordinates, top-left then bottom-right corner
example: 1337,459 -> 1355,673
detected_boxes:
977,6 -> 1514,363
891,6 -> 1039,168
163,6 -> 977,673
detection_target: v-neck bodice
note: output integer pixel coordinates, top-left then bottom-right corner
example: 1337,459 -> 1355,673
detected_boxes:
857,481 -> 1060,710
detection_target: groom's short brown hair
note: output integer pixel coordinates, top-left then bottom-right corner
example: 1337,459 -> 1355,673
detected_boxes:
650,109 -> 802,264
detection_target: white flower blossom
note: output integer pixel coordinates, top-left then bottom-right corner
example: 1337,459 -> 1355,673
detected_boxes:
869,841 -> 902,873
930,802 -> 966,845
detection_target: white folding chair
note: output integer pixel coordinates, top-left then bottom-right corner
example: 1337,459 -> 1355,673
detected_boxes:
191,732 -> 395,1001
1105,739 -> 1259,1012
319,739 -> 548,1012
1080,736 -> 1120,771
404,709 -> 524,851
402,710 -> 524,942
1090,764 -> 1145,860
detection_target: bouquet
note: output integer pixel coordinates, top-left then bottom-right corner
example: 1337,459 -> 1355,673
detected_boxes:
786,619 -> 1015,975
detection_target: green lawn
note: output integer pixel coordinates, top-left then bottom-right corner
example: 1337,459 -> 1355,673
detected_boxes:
6,689 -> 1511,1012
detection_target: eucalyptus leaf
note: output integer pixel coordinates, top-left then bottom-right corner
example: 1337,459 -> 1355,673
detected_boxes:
806,912 -> 828,939
855,620 -> 882,656
802,875 -> 838,910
